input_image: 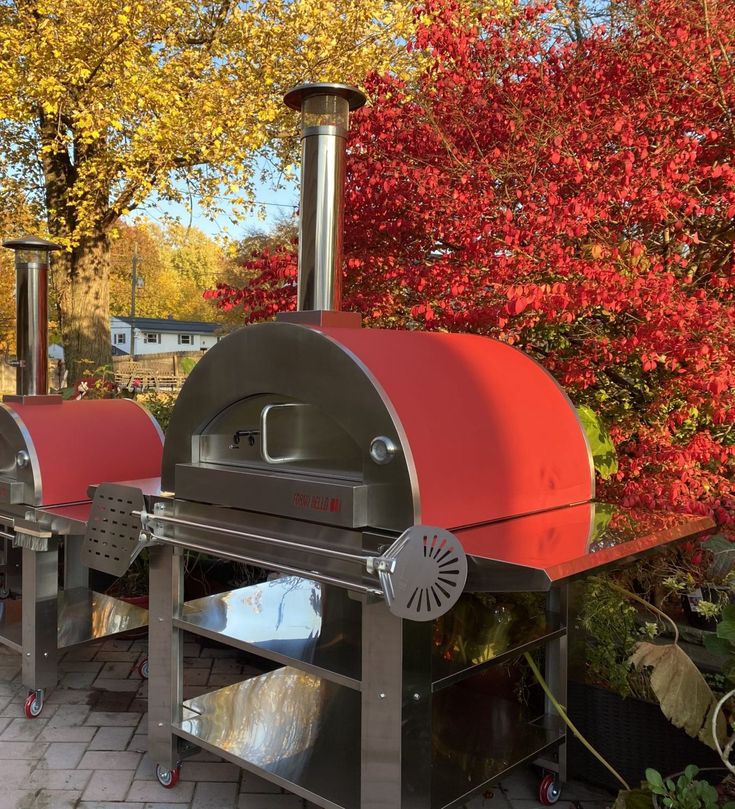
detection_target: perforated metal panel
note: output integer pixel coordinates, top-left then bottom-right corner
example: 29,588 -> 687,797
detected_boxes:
82,484 -> 145,576
379,526 -> 468,621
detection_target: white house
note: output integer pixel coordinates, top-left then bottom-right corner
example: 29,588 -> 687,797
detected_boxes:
111,316 -> 221,357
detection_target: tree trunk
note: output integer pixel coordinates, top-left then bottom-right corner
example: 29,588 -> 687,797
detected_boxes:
56,231 -> 112,382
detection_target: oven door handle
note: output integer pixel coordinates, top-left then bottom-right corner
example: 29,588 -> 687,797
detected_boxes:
260,403 -> 305,464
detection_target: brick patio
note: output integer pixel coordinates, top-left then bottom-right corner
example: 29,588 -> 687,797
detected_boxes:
0,636 -> 615,809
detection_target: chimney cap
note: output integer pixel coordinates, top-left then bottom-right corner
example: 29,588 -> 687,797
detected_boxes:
284,82 -> 366,112
3,234 -> 62,252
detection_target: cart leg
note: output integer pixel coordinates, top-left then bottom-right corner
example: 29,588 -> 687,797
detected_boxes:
361,599 -> 403,809
361,598 -> 433,809
63,535 -> 88,591
148,543 -> 184,771
22,544 -> 59,696
0,536 -> 10,598
543,584 -> 568,784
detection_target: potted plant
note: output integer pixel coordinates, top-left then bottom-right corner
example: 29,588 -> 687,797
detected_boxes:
646,767 -> 735,809
601,601 -> 735,809
568,573 -> 725,790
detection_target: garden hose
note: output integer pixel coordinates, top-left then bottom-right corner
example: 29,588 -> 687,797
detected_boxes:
523,651 -> 631,791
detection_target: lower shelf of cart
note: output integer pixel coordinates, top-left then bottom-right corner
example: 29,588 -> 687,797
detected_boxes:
173,667 -> 565,809
0,589 -> 148,653
432,688 -> 565,809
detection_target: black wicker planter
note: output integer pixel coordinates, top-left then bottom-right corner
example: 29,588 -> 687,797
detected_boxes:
567,681 -> 722,791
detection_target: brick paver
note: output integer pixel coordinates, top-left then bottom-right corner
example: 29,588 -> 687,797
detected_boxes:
0,637 -> 615,809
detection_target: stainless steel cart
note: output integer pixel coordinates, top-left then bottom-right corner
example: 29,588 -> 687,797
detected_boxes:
0,237 -> 163,717
138,499 -> 708,808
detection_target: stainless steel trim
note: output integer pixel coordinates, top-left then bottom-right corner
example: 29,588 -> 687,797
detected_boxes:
145,511 -> 372,565
147,529 -> 382,596
0,404 -> 43,505
284,82 -> 366,112
0,530 -> 13,541
175,463 -> 370,529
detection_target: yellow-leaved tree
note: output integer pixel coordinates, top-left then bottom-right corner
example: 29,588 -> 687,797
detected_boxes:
0,0 -> 417,379
109,220 -> 225,322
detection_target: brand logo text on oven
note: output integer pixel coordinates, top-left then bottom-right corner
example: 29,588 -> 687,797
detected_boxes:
292,492 -> 341,513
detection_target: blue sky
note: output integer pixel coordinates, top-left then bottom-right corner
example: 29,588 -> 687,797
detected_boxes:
138,161 -> 299,242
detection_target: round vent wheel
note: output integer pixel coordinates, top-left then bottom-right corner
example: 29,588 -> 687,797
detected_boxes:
380,526 -> 467,622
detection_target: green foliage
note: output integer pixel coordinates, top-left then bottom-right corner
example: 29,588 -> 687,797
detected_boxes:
109,220 -> 225,322
612,786 -> 655,809
179,357 -> 196,375
702,536 -> 735,587
704,604 -> 735,684
577,575 -> 657,697
577,405 -> 619,480
137,391 -> 178,434
645,767 -> 735,809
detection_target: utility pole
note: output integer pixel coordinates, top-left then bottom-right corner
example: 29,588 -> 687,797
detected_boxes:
130,243 -> 138,360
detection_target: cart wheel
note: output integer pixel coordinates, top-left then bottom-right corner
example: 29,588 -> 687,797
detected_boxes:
538,773 -> 561,805
138,658 -> 149,679
0,586 -> 9,599
155,764 -> 180,789
23,690 -> 44,719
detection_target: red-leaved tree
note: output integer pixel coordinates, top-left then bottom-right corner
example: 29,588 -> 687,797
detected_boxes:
207,0 -> 735,527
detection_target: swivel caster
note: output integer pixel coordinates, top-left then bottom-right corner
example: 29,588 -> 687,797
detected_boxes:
0,586 -> 9,599
24,689 -> 44,719
156,764 -> 180,789
538,773 -> 562,805
137,657 -> 149,679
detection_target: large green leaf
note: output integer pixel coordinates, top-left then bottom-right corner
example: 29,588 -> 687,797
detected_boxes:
577,405 -> 619,480
717,604 -> 735,643
703,633 -> 733,657
630,642 -> 726,750
703,534 -> 735,582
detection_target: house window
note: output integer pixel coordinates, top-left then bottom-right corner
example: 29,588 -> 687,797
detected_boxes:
114,333 -> 126,344
178,334 -> 193,345
144,333 -> 161,344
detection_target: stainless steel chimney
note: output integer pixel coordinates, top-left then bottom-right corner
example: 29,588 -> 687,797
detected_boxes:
284,83 -> 366,312
2,235 -> 61,396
